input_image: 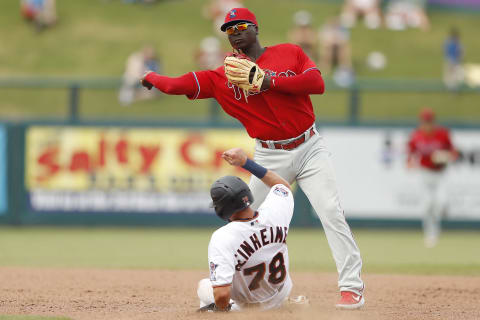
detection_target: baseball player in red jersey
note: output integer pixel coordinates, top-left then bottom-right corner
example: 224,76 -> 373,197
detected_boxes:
407,108 -> 458,248
141,8 -> 364,308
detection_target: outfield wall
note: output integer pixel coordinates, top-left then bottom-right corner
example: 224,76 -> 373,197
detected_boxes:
0,125 -> 7,216
325,128 -> 480,220
2,122 -> 480,227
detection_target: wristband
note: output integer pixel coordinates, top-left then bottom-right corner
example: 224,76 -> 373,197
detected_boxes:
242,158 -> 267,179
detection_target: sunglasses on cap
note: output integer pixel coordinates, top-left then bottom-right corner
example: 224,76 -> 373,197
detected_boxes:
225,22 -> 255,35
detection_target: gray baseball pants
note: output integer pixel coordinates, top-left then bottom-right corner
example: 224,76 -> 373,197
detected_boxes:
249,125 -> 364,294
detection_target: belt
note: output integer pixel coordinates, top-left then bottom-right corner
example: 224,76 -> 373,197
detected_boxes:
260,127 -> 315,151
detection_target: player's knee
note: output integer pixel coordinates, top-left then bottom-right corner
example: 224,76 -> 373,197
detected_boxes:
313,201 -> 349,228
314,200 -> 340,218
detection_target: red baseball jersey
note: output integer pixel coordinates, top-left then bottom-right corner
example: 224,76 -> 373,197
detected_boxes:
408,126 -> 454,170
188,44 -> 319,141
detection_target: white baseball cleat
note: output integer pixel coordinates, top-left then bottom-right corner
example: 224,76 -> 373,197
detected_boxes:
335,291 -> 365,310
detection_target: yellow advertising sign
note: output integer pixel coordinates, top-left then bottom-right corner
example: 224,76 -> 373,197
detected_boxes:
26,127 -> 254,193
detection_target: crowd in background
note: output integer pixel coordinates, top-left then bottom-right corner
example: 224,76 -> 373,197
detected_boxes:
21,0 -> 57,32
18,0 -> 475,100
191,0 -> 450,88
119,46 -> 162,106
341,0 -> 430,31
284,0 -> 469,89
289,11 -> 354,87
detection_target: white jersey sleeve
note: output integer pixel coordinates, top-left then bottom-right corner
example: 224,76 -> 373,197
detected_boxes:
257,184 -> 294,225
208,229 -> 235,287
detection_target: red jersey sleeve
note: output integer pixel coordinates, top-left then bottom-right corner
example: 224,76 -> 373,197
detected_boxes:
295,44 -> 317,74
271,70 -> 324,95
190,67 -> 224,100
443,128 -> 454,151
144,69 -> 219,100
269,44 -> 324,95
408,132 -> 417,154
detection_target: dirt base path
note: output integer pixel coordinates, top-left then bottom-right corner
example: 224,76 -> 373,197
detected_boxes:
0,267 -> 479,320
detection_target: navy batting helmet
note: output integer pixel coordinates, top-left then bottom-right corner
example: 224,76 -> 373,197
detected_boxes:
210,176 -> 254,221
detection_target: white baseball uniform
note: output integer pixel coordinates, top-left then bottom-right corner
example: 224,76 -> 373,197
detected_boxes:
419,169 -> 448,246
249,125 -> 364,295
198,184 -> 294,311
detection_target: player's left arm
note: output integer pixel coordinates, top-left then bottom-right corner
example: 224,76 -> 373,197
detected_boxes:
264,70 -> 324,95
261,45 -> 325,95
407,133 -> 418,168
444,129 -> 459,161
206,231 -> 235,312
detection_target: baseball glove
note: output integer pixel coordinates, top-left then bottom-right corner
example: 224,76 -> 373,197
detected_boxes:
224,54 -> 266,102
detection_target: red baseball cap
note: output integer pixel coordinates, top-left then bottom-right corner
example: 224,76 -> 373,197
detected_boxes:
220,8 -> 258,32
419,108 -> 435,122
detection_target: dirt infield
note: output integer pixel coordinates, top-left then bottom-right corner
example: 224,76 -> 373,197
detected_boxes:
0,267 -> 479,320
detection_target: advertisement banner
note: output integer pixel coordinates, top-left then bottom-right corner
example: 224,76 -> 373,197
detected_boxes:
24,126 -> 480,221
321,128 -> 480,221
0,126 -> 6,215
25,127 -> 254,214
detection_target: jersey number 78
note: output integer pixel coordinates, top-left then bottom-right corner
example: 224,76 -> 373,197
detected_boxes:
243,252 -> 286,291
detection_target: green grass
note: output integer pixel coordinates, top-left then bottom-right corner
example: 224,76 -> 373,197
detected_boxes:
1,0 -> 479,121
0,227 -> 479,275
0,317 -> 70,320
361,91 -> 480,122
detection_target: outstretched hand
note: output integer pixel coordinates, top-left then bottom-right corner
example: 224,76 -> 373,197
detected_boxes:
140,71 -> 154,90
222,148 -> 248,167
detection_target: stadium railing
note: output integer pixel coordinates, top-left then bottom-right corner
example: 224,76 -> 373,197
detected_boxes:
1,76 -> 479,126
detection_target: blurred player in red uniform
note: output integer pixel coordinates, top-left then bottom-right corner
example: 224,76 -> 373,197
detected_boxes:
407,108 -> 458,248
141,8 -> 364,308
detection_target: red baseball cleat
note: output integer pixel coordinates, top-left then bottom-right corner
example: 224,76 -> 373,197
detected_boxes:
335,291 -> 365,310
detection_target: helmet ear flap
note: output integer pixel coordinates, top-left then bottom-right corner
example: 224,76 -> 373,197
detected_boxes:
210,187 -> 232,220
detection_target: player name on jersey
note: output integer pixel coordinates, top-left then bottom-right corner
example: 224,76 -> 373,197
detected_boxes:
234,226 -> 288,271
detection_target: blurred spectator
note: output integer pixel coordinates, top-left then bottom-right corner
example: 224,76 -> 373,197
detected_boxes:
203,0 -> 244,36
119,46 -> 162,106
443,28 -> 464,90
340,0 -> 381,29
195,36 -> 225,70
21,0 -> 57,32
194,36 -> 225,121
407,108 -> 458,248
288,10 -> 319,63
318,17 -> 354,86
385,0 -> 430,31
